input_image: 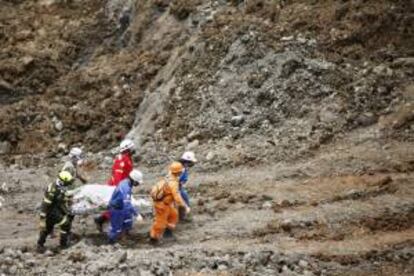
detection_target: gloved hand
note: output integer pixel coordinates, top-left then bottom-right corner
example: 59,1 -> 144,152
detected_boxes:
185,206 -> 191,214
39,218 -> 46,230
136,214 -> 144,223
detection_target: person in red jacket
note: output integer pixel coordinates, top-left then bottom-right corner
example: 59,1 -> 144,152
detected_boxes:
94,139 -> 135,232
107,139 -> 134,186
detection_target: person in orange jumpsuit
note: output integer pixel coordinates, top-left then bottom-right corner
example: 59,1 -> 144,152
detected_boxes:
94,139 -> 135,232
149,162 -> 190,243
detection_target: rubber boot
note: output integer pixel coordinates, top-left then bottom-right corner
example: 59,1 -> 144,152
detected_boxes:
36,244 -> 46,254
163,228 -> 174,239
178,206 -> 186,221
179,206 -> 193,223
36,231 -> 48,253
94,215 -> 104,233
119,230 -> 132,244
60,233 -> 70,249
184,212 -> 193,223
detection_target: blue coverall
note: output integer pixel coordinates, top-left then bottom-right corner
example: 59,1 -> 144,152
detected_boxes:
108,178 -> 137,243
179,167 -> 190,206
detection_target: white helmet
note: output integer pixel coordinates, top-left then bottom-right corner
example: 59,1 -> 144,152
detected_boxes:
129,169 -> 143,185
69,147 -> 83,159
120,139 -> 135,153
180,151 -> 197,163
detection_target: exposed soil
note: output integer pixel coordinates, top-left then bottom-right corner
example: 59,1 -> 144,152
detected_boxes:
1,126 -> 413,275
0,0 -> 413,275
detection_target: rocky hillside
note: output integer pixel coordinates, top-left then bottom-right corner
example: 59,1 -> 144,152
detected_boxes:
0,0 -> 412,167
0,1 -> 413,276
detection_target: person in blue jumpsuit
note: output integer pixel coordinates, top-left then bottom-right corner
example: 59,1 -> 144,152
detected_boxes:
178,151 -> 197,220
108,169 -> 143,244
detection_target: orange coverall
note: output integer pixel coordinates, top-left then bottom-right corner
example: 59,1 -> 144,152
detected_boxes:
150,176 -> 186,240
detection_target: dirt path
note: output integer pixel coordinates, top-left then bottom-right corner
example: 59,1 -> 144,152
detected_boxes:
0,133 -> 413,275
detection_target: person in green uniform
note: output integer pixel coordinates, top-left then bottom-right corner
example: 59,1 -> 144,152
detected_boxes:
37,171 -> 75,253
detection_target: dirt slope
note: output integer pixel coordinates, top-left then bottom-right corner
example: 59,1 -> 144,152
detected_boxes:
0,0 -> 412,166
0,0 -> 413,275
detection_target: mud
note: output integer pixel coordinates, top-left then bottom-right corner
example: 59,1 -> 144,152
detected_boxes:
0,0 -> 413,275
1,132 -> 413,275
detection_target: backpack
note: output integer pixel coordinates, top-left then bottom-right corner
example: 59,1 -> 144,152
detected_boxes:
150,178 -> 168,201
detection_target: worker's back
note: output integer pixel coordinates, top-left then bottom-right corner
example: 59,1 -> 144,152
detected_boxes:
151,176 -> 182,206
162,179 -> 179,205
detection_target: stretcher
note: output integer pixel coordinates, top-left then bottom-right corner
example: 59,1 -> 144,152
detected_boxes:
69,184 -> 153,216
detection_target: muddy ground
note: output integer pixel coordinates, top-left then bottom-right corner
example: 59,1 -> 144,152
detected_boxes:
1,122 -> 414,275
0,0 -> 413,275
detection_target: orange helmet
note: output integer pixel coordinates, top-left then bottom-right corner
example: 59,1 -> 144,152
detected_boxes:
169,161 -> 184,175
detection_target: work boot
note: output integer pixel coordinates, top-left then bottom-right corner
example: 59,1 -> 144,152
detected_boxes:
94,215 -> 104,233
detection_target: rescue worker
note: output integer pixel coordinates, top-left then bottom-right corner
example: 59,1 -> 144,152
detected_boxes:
62,147 -> 88,186
51,147 -> 87,239
108,169 -> 143,244
94,139 -> 135,232
37,171 -> 75,253
108,139 -> 135,186
149,162 -> 190,244
178,151 -> 197,221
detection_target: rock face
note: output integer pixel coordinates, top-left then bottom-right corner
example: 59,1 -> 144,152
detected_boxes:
0,0 -> 412,167
129,18 -> 407,168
